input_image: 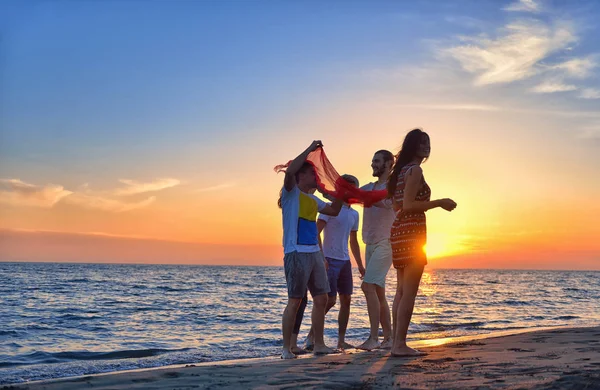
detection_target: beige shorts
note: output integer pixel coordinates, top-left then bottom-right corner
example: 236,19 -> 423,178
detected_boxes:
363,239 -> 392,288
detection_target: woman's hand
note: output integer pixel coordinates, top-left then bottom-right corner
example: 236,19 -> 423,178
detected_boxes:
440,198 -> 457,211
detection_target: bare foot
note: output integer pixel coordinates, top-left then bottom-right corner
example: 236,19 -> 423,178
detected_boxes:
305,339 -> 315,351
281,349 -> 297,359
390,346 -> 426,357
337,341 -> 355,350
313,345 -> 336,355
356,337 -> 380,351
380,337 -> 393,350
291,346 -> 308,355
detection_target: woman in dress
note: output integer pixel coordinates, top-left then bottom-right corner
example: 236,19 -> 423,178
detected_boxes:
387,129 -> 457,357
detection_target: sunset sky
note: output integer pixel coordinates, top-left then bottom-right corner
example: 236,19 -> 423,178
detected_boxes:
1,0 -> 599,269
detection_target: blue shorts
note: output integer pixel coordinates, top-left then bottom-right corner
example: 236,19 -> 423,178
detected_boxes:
325,257 -> 353,297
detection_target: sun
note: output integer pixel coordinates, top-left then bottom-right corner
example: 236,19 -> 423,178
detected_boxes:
424,233 -> 461,259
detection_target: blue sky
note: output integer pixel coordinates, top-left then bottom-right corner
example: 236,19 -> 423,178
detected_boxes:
1,0 -> 599,267
2,1 -> 599,184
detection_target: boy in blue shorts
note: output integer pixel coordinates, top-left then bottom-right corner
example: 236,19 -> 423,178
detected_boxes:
303,174 -> 365,350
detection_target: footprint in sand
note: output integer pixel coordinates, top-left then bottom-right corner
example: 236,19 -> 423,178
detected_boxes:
507,348 -> 535,352
131,378 -> 155,383
422,357 -> 456,363
450,341 -> 486,348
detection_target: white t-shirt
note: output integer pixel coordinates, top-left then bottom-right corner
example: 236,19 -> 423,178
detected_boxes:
318,205 -> 359,261
281,185 -> 327,254
360,181 -> 396,245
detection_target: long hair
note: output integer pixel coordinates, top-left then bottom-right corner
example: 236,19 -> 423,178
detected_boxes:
277,162 -> 313,208
387,129 -> 429,197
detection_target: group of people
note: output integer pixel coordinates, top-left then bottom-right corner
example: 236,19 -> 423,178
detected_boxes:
278,129 -> 457,359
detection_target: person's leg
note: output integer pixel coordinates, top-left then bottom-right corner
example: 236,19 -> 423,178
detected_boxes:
376,285 -> 392,349
282,252 -> 311,359
282,297 -> 303,359
357,281 -> 380,350
338,294 -> 352,349
311,293 -> 335,354
291,294 -> 308,354
391,263 -> 425,357
307,257 -> 338,347
307,252 -> 335,355
337,260 -> 354,349
392,267 -> 405,341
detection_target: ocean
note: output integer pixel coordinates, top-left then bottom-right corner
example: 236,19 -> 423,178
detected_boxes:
1,262 -> 599,385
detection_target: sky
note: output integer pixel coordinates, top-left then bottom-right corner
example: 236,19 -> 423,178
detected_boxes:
1,0 -> 599,269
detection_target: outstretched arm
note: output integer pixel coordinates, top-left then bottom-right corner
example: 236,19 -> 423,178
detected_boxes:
317,219 -> 329,271
371,198 -> 393,209
402,166 -> 456,213
317,219 -> 326,250
349,231 -> 365,278
284,140 -> 322,192
319,198 -> 343,216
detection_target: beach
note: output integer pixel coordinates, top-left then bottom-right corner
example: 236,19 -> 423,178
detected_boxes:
14,326 -> 600,390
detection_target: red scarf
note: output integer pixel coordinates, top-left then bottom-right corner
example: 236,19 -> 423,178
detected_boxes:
274,147 -> 388,207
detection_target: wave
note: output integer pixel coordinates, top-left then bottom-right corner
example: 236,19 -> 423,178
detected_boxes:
57,314 -> 103,321
412,321 -> 486,332
501,299 -> 532,306
66,278 -> 91,283
555,315 -> 580,320
0,348 -> 191,368
249,337 -> 280,347
0,330 -> 21,337
156,286 -> 193,292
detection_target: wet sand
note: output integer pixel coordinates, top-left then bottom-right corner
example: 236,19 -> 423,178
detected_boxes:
11,326 -> 600,389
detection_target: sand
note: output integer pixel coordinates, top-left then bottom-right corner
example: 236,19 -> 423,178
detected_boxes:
9,326 -> 600,390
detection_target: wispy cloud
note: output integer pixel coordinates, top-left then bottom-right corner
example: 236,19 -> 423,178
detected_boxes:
64,193 -> 156,212
113,178 -> 180,196
0,179 -> 72,208
530,79 -> 577,93
503,0 -> 542,13
577,124 -> 600,139
0,177 -> 179,212
551,57 -> 598,79
579,88 -> 600,99
396,104 -> 600,120
195,182 -> 236,193
444,20 -> 576,86
397,103 -> 501,112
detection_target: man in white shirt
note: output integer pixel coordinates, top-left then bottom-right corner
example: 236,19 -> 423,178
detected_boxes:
357,150 -> 396,351
302,175 -> 365,350
278,140 -> 343,359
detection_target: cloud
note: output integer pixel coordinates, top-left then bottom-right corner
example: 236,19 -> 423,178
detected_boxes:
397,104 -> 501,111
113,178 -> 181,196
0,179 -> 73,208
63,193 -> 156,212
396,104 -> 600,120
503,0 -> 542,13
444,20 -> 577,86
113,178 -> 180,196
578,124 -> 600,139
530,80 -> 577,93
195,182 -> 236,193
579,88 -> 600,99
551,57 -> 598,79
0,177 -> 178,212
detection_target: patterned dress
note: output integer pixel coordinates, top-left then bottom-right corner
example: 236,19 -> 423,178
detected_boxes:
390,163 -> 431,269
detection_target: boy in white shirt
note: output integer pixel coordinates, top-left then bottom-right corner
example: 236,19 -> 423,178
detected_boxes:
302,174 -> 365,350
